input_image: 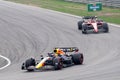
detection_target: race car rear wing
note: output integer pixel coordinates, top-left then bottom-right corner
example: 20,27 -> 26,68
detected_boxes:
83,16 -> 97,19
54,47 -> 79,52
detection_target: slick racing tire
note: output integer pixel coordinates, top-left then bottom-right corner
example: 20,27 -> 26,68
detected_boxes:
72,53 -> 84,65
53,57 -> 63,70
25,58 -> 36,71
78,21 -> 83,30
21,63 -> 25,70
102,23 -> 109,32
82,24 -> 88,34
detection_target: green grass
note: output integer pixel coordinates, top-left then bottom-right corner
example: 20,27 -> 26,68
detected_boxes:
5,0 -> 120,24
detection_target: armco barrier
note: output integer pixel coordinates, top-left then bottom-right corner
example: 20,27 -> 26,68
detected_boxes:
65,0 -> 120,8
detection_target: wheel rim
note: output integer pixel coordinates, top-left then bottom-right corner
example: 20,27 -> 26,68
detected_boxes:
54,59 -> 63,70
59,62 -> 63,69
79,55 -> 83,64
80,58 -> 83,64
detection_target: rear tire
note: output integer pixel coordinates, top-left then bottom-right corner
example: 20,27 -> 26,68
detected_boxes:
78,21 -> 83,30
72,53 -> 84,65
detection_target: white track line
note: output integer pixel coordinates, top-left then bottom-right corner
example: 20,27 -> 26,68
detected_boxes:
0,55 -> 11,70
108,23 -> 120,27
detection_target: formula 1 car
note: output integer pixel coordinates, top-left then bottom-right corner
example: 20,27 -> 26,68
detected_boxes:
78,16 -> 109,34
21,47 -> 84,71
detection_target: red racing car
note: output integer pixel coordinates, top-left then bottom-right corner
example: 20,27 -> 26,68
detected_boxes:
78,16 -> 109,34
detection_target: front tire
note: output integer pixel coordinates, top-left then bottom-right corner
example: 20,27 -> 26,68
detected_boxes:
78,21 -> 83,30
82,24 -> 88,34
21,63 -> 25,70
53,57 -> 63,70
102,23 -> 109,32
25,58 -> 36,71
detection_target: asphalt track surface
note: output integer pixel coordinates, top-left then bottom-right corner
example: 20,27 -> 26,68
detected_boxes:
0,1 -> 120,80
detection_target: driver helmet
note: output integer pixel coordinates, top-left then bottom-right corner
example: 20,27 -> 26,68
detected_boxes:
54,48 -> 64,55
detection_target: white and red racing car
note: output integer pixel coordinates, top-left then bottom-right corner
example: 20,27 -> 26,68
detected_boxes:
78,16 -> 109,34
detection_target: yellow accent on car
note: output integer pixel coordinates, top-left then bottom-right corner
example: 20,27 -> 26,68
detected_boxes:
35,57 -> 50,69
